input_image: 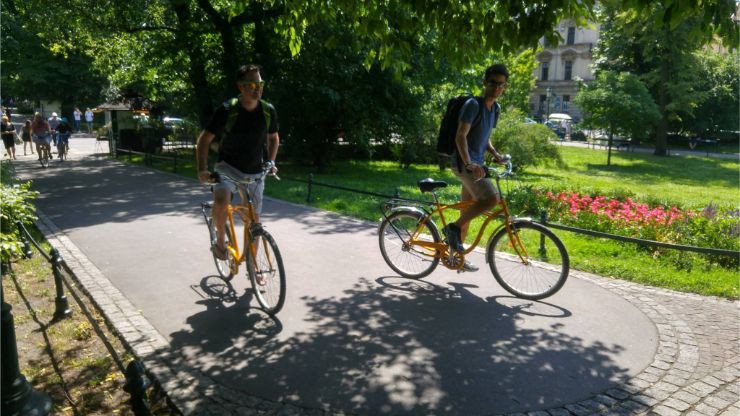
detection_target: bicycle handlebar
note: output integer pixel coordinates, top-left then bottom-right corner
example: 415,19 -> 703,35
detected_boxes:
208,162 -> 280,185
483,154 -> 513,179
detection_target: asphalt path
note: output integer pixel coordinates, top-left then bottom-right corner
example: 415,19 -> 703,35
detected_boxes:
12,136 -> 658,415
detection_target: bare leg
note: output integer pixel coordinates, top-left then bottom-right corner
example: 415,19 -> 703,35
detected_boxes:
212,188 -> 230,249
454,194 -> 499,241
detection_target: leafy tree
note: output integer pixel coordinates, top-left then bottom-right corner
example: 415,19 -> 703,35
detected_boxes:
574,71 -> 659,165
688,49 -> 739,141
593,0 -> 737,156
0,0 -> 107,115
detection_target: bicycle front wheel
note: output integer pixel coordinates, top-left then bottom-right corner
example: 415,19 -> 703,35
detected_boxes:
487,221 -> 569,300
247,230 -> 286,315
207,217 -> 235,281
378,210 -> 440,279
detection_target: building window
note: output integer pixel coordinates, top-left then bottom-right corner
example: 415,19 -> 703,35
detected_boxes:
567,27 -> 576,45
564,61 -> 573,81
563,95 -> 570,112
541,62 -> 549,81
539,95 -> 547,113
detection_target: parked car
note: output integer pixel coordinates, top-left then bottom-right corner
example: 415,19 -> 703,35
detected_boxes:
163,116 -> 184,130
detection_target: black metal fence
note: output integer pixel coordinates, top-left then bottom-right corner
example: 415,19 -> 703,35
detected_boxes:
290,176 -> 740,258
104,144 -> 739,259
6,221 -> 156,415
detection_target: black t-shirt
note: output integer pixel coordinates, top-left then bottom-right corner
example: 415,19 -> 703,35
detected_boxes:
206,101 -> 279,174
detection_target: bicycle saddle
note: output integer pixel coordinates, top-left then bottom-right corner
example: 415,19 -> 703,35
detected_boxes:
417,178 -> 448,193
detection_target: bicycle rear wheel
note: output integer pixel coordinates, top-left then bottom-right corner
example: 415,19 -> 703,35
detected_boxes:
57,141 -> 66,161
378,210 -> 440,279
247,230 -> 286,315
207,216 -> 235,281
487,221 -> 569,300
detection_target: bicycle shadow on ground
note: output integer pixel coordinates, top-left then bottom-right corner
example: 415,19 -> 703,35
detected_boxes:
179,275 -> 283,354
166,275 -> 630,415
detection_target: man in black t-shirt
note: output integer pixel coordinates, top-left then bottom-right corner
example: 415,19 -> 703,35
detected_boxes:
196,64 -> 280,260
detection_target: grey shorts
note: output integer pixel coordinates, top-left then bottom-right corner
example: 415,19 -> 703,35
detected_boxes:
214,162 -> 265,215
33,134 -> 51,146
452,165 -> 498,200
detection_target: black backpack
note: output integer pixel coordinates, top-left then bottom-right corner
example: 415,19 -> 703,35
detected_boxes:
436,95 -> 499,156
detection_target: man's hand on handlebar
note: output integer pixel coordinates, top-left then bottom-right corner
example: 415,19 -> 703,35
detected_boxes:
465,162 -> 486,180
198,169 -> 212,183
493,153 -> 511,164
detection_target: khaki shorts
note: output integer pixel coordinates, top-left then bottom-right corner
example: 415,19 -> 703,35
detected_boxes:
452,166 -> 498,200
214,161 -> 265,215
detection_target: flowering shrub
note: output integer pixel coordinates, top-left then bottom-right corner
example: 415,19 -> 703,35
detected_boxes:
506,187 -> 739,270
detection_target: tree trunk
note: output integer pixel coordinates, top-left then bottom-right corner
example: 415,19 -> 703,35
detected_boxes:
654,64 -> 669,156
171,0 -> 213,126
653,30 -> 670,157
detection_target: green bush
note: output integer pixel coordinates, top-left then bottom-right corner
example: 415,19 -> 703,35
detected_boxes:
491,109 -> 564,172
0,161 -> 38,263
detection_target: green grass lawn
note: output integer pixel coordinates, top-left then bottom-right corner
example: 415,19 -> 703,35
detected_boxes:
127,146 -> 739,298
525,146 -> 739,208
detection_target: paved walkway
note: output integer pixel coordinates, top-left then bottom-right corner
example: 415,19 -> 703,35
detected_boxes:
9,136 -> 740,415
553,139 -> 739,161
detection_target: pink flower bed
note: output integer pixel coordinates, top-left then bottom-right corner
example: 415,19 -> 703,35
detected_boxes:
545,191 -> 691,227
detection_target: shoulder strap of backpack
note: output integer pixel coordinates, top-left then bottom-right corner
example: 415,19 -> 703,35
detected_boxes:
471,96 -> 484,129
222,97 -> 240,138
260,99 -> 272,131
223,97 -> 272,139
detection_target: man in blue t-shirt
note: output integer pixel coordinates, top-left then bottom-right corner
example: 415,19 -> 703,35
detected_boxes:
444,64 -> 509,272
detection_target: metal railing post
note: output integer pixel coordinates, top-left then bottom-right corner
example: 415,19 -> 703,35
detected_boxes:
16,223 -> 33,260
124,360 -> 152,416
306,174 -> 313,203
1,278 -> 52,416
539,211 -> 548,255
49,248 -> 72,321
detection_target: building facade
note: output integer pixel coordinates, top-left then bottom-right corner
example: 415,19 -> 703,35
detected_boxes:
530,19 -> 600,122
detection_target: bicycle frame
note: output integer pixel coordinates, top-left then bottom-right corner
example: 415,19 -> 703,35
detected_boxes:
224,185 -> 259,267
386,168 -> 532,265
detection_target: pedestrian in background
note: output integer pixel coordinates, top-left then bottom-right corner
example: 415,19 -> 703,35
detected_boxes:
21,119 -> 34,156
1,115 -> 17,159
48,112 -> 61,148
73,107 -> 82,132
84,108 -> 94,133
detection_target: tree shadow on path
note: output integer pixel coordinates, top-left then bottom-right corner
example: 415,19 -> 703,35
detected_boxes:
168,276 -> 631,415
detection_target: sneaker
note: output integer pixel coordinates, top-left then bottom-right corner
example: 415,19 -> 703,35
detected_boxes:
443,223 -> 464,252
211,244 -> 229,260
254,270 -> 267,286
462,260 -> 479,272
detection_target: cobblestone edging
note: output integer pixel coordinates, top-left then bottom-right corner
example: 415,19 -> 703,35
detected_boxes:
37,210 -> 738,416
504,271 -> 739,416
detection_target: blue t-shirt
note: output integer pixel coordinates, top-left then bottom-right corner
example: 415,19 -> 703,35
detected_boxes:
451,98 -> 499,167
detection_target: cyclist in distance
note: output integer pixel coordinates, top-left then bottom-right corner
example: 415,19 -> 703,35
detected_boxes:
444,63 -> 510,272
195,64 -> 280,261
31,112 -> 52,161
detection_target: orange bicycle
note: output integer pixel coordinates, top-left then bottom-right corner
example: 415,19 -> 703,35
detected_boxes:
378,158 -> 569,300
201,164 -> 286,314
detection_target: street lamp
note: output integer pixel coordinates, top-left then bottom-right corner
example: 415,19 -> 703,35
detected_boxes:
545,87 -> 552,121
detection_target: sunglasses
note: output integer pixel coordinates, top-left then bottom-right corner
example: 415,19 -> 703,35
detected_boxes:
240,80 -> 266,90
487,80 -> 507,89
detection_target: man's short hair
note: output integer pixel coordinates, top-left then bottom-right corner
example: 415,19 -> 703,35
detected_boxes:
236,64 -> 261,83
485,64 -> 509,81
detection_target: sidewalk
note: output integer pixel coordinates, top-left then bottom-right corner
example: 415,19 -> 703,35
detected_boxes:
10,137 -> 740,416
553,139 -> 739,161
